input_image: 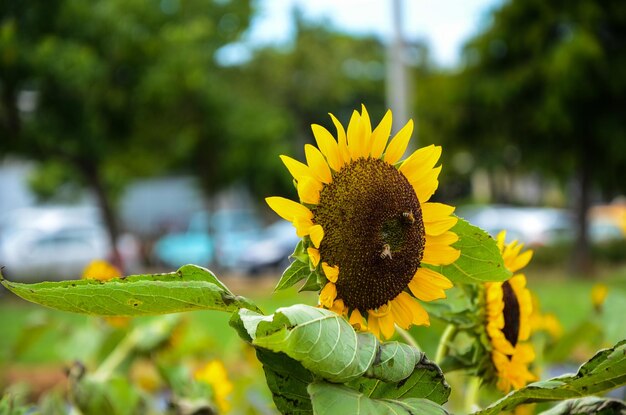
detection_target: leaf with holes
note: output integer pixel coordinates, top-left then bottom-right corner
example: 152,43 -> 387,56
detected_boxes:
473,340 -> 626,415
308,382 -> 450,415
0,264 -> 260,316
427,217 -> 511,283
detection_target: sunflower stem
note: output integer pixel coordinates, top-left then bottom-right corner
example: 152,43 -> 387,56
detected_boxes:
464,376 -> 482,413
395,326 -> 421,351
434,323 -> 457,365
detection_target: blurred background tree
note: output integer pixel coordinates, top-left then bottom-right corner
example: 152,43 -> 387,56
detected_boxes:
0,0 -> 254,265
452,0 -> 626,273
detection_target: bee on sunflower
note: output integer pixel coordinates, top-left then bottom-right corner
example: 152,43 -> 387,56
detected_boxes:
266,105 -> 460,340
484,231 -> 536,392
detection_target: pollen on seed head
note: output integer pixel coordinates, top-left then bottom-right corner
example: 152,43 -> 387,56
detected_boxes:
312,157 -> 425,311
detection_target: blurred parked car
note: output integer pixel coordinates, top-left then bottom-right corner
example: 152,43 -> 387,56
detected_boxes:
238,220 -> 300,275
457,205 -> 574,246
153,209 -> 263,271
210,209 -> 263,270
153,212 -> 214,268
0,206 -> 137,281
457,204 -> 625,246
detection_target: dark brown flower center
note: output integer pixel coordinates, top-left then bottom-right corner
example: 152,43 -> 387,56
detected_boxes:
501,280 -> 520,348
312,157 -> 425,311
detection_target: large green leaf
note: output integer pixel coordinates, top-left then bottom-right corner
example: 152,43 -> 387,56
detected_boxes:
308,382 -> 450,415
0,265 -> 260,316
474,340 -> 626,415
539,397 -> 626,415
239,305 -> 422,383
350,353 -> 450,405
239,304 -> 447,392
256,349 -> 314,415
427,217 -> 511,283
232,305 -> 450,413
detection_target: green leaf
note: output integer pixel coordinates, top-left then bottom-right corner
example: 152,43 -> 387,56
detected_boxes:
350,353 -> 450,405
427,217 -> 511,283
298,270 -> 322,292
474,340 -> 626,415
256,349 -> 314,415
0,264 -> 260,316
239,305 -> 376,383
275,260 -> 311,292
539,397 -> 626,415
308,382 -> 450,415
241,305 -> 426,383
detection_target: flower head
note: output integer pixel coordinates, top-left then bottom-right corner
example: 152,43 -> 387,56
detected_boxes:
266,105 -> 459,340
591,283 -> 608,313
485,231 -> 536,392
81,259 -> 121,281
194,360 -> 233,413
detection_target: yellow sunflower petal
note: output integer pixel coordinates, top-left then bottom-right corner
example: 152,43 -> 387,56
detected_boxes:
322,262 -> 339,283
426,231 -> 459,247
347,110 -> 365,159
496,230 -> 506,252
265,197 -> 313,222
396,292 -> 430,326
421,244 -> 460,266
422,202 -> 455,221
309,224 -> 324,248
294,216 -> 314,237
408,267 -> 453,302
319,282 -> 337,308
349,309 -> 366,330
367,313 -> 382,339
307,247 -> 320,268
422,202 -> 457,236
280,155 -> 315,182
330,298 -> 347,315
410,165 -> 441,203
311,124 -> 342,172
297,176 -> 323,204
359,104 -> 373,156
424,216 -> 458,236
389,296 -> 412,329
509,250 -> 533,273
378,305 -> 396,339
383,119 -> 414,164
330,112 -> 350,164
305,144 -> 332,184
370,110 -> 392,159
399,145 -> 442,182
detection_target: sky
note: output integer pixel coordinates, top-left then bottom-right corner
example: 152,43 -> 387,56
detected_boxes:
240,0 -> 501,67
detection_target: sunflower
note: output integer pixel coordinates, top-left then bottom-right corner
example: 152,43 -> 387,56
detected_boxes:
485,231 -> 536,392
194,360 -> 233,413
81,259 -> 121,281
266,105 -> 459,340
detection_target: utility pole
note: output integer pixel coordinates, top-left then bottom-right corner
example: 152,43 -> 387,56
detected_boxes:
386,0 -> 414,147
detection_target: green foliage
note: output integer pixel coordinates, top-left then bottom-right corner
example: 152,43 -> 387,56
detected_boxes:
539,397 -> 626,415
0,265 -> 260,316
308,382 -> 450,415
473,340 -> 626,415
427,217 -> 511,283
231,304 -> 450,413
